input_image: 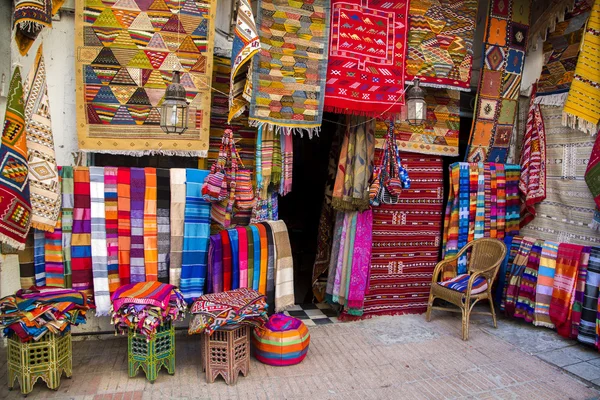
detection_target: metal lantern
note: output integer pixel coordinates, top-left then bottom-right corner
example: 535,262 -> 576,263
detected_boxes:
405,78 -> 427,126
160,70 -> 189,135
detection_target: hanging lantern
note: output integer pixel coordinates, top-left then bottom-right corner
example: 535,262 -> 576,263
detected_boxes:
160,70 -> 189,135
405,78 -> 427,126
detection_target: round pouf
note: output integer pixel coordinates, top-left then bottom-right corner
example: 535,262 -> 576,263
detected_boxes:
252,314 -> 310,366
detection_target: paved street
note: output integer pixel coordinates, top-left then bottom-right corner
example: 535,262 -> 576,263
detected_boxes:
1,310 -> 599,399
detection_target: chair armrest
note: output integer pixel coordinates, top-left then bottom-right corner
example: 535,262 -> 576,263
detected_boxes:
432,257 -> 457,283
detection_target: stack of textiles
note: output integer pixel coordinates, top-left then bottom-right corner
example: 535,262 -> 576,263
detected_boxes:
206,220 -> 294,313
497,235 -> 600,347
18,167 -> 212,310
442,162 -> 521,278
0,287 -> 90,342
188,288 -> 268,335
110,282 -> 186,340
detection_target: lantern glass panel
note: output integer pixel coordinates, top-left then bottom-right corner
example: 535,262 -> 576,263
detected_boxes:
160,99 -> 189,134
406,98 -> 426,126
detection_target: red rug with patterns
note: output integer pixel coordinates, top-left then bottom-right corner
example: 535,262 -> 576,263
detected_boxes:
361,153 -> 444,317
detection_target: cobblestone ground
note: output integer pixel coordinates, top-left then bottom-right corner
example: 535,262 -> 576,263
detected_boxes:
0,311 -> 599,400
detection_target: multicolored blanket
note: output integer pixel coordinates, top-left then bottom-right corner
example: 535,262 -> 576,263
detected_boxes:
550,243 -> 583,338
249,0 -> 330,135
117,167 -> 130,285
129,168 -> 145,283
89,167 -> 109,315
0,67 -> 32,250
534,240 -> 559,328
71,167 -> 92,296
406,0 -> 477,91
156,169 -> 170,283
324,0 -> 409,117
104,167 -> 119,293
143,168 -> 158,281
14,0 -> 64,56
61,166 -> 73,288
579,247 -> 600,345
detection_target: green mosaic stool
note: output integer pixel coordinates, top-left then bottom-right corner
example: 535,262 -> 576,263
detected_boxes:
7,332 -> 72,396
128,321 -> 175,383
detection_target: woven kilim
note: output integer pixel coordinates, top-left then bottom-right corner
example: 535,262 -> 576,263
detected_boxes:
324,0 -> 409,117
519,105 -> 600,245
374,89 -> 460,157
75,0 -> 215,156
535,0 -> 594,106
24,45 -> 61,232
466,0 -> 532,163
361,153 -> 444,317
562,0 -> 600,135
14,0 -> 64,56
0,67 -> 32,250
406,0 -> 477,91
228,0 -> 260,122
249,0 -> 330,134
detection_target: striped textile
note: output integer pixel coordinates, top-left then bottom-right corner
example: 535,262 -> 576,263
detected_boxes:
467,164 -> 477,244
34,229 -> 45,286
514,241 -> 544,322
111,281 -> 176,311
180,169 -> 211,303
60,166 -> 74,288
504,237 -> 535,317
18,234 -> 35,289
228,228 -> 240,289
496,164 -> 506,239
256,223 -> 268,295
345,209 -> 373,316
495,236 -> 517,306
474,164 -> 485,239
156,169 -> 170,284
144,168 -> 158,281
534,240 -> 559,328
262,222 -> 276,312
44,211 -> 63,287
252,315 -> 309,366
578,247 -> 600,345
208,234 -> 223,293
104,167 -> 120,293
117,167 -> 131,285
572,247 -> 592,338
169,169 -> 186,287
245,226 -> 254,289
90,166 -> 110,316
221,230 -> 232,292
505,165 -> 521,237
71,167 -> 93,296
129,168 -> 145,284
550,243 -> 584,338
238,227 -> 249,288
267,220 -> 295,312
438,274 -> 488,294
250,225 -> 261,291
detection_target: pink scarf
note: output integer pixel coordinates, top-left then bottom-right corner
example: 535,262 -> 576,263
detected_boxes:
346,209 -> 373,313
237,227 -> 249,288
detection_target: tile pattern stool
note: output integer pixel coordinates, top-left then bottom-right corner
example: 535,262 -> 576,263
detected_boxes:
7,332 -> 72,396
128,321 -> 175,383
200,324 -> 250,385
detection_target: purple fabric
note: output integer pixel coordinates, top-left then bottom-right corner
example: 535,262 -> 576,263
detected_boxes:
210,234 -> 223,294
129,168 -> 145,283
332,212 -> 350,299
266,313 -> 303,331
346,210 -> 373,311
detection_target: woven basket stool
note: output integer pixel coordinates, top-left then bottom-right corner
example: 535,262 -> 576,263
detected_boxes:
128,321 -> 175,383
7,332 -> 72,396
200,324 -> 250,385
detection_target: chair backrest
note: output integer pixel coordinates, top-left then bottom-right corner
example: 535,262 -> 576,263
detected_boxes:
467,238 -> 507,279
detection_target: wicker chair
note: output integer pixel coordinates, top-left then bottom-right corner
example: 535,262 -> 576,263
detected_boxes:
426,238 -> 507,340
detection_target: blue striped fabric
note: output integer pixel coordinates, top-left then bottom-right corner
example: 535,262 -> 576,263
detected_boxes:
228,228 -> 240,289
250,225 -> 261,291
180,169 -> 211,304
34,229 -> 46,286
439,274 -> 488,294
457,163 -> 470,274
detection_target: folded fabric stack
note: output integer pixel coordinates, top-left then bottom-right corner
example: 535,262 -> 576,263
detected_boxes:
0,287 -> 90,342
188,288 -> 268,335
110,282 -> 186,340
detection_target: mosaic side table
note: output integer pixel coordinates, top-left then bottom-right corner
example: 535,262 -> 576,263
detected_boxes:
7,332 -> 72,396
128,321 -> 175,383
200,324 -> 250,385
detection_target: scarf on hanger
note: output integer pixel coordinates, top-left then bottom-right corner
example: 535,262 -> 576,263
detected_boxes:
129,168 -> 145,284
221,230 -> 232,292
117,167 -> 131,285
71,167 -> 92,296
143,168 -> 158,281
104,167 -> 119,293
60,166 -> 73,288
156,169 -> 171,283
89,166 -> 109,316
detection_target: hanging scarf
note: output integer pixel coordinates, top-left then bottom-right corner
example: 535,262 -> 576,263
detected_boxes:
514,240 -> 544,322
490,164 -> 498,237
441,163 -> 461,277
586,132 -> 600,230
259,126 -> 275,198
228,228 -> 240,290
169,168 -> 186,286
579,247 -> 600,345
572,247 -> 592,338
263,222 -> 277,313
0,67 -> 32,250
24,45 -> 61,232
89,166 -> 110,316
71,167 -> 92,296
117,167 -> 131,285
34,229 -> 45,286
180,169 -> 211,303
14,0 -> 65,56
534,241 -> 559,328
272,131 -> 282,189
519,85 -> 547,227
325,212 -> 345,303
143,168 -> 158,281
266,220 -> 295,312
562,0 -> 600,135
209,234 -> 223,294
244,226 -> 254,289
104,167 -> 119,294
495,236 -> 517,307
331,212 -> 350,302
504,237 -> 536,317
44,182 -> 63,287
346,209 -> 373,316
250,225 -> 261,291
474,163 -> 485,239
457,163 -> 471,274
156,169 -> 171,283
256,223 -> 268,295
550,243 -> 584,338
60,166 -> 73,288
255,126 -> 263,191
280,131 -> 294,195
221,230 -> 232,292
129,168 -> 145,284
339,212 -> 358,306
18,234 -> 35,289
496,164 -> 507,239
237,227 -> 249,288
